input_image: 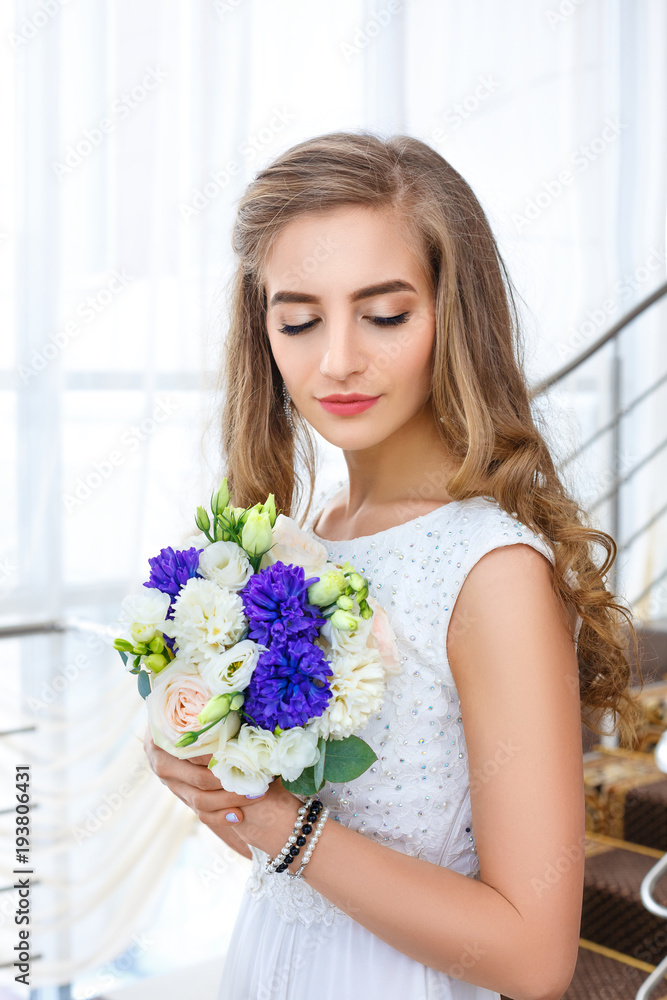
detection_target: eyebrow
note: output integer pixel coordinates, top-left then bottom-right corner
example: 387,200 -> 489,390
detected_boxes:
268,279 -> 417,308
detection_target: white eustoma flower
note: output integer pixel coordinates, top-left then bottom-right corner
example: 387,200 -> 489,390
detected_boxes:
198,540 -> 253,592
268,726 -> 321,781
258,513 -> 329,579
114,588 -> 172,645
161,577 -> 246,667
209,724 -> 276,796
146,660 -> 241,759
308,648 -> 386,740
117,588 -> 171,628
198,638 -> 262,695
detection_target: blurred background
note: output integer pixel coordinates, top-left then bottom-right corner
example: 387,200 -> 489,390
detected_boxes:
1,1 -> 666,998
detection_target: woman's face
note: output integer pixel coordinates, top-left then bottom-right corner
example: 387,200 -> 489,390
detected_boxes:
263,204 -> 437,451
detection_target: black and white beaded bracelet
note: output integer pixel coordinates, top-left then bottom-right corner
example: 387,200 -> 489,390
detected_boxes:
285,805 -> 330,881
265,797 -> 324,874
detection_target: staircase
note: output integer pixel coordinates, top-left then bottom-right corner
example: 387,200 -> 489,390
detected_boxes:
563,622 -> 667,998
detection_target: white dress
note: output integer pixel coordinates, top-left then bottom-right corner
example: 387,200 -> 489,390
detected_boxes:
216,491 -> 582,1000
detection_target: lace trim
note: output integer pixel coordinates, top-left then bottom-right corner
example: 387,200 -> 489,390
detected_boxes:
245,845 -> 347,927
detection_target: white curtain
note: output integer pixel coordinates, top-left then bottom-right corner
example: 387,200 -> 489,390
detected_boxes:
2,0 -> 666,992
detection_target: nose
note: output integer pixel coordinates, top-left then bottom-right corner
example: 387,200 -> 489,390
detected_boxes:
319,318 -> 366,382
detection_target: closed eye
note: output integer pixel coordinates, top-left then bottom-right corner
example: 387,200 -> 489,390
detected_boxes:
278,312 -> 411,336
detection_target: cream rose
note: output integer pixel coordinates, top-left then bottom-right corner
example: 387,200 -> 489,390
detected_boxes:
309,649 -> 386,740
366,596 -> 401,676
259,514 -> 329,579
146,661 -> 241,759
198,540 -> 253,592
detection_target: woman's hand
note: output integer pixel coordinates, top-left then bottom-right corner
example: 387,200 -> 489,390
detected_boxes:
143,725 -> 302,857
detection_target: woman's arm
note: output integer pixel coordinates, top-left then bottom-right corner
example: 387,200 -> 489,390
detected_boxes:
153,543 -> 584,1000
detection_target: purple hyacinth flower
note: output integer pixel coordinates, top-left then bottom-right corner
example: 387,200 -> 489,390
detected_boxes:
143,545 -> 203,597
242,636 -> 333,730
240,562 -> 325,646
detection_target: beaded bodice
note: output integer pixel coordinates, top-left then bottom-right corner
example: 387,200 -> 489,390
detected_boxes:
245,489 -> 579,927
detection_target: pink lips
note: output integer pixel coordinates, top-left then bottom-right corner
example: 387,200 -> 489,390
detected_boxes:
318,395 -> 381,415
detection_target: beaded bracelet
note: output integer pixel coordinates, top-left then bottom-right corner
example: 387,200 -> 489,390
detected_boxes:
265,796 -> 323,873
286,806 -> 330,881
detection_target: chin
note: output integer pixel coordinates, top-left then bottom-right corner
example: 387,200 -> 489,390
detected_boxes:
309,418 -> 392,451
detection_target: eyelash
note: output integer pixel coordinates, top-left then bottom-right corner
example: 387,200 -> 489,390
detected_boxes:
277,312 -> 411,336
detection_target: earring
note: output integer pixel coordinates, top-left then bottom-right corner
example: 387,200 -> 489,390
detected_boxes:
282,380 -> 295,432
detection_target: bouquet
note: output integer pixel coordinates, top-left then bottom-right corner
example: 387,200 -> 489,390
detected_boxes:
112,478 -> 401,797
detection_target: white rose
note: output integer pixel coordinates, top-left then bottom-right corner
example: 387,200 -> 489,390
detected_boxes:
198,541 -> 253,592
268,727 -> 321,782
161,577 -> 247,666
146,660 -> 241,760
198,638 -> 262,695
259,514 -> 329,580
209,724 -> 276,795
309,649 -> 386,740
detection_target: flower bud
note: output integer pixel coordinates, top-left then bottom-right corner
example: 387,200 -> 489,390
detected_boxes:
307,568 -> 346,606
130,622 -> 156,644
211,478 -> 230,517
359,601 -> 373,620
197,693 -> 232,725
263,493 -> 277,526
175,731 -> 199,748
241,509 -> 274,557
330,609 -> 359,632
113,638 -> 135,652
356,584 -> 369,602
229,692 -> 245,712
336,594 -> 354,611
195,506 -> 211,532
347,572 -> 366,592
148,635 -> 165,654
144,653 -> 168,673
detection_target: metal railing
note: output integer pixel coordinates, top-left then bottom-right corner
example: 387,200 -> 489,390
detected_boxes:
530,280 -> 667,603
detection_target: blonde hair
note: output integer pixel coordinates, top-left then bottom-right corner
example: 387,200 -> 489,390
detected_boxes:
217,129 -> 644,749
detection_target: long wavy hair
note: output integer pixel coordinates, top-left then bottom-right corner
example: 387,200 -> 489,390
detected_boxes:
216,129 -> 644,749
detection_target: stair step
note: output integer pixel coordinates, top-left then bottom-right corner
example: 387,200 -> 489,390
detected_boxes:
583,836 -> 667,956
563,940 -> 667,999
585,747 -> 667,851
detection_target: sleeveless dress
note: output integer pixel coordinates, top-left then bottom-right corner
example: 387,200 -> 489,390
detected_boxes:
216,487 -> 582,1000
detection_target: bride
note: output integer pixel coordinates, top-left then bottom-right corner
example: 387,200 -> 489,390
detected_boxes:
144,130 -> 642,999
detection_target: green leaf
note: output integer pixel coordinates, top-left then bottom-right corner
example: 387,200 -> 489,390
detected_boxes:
137,670 -> 152,700
322,735 -> 377,783
282,766 -> 318,797
118,650 -> 129,667
313,736 -> 326,791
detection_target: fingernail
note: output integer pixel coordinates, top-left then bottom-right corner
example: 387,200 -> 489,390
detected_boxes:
226,812 -> 239,823
246,794 -> 263,799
